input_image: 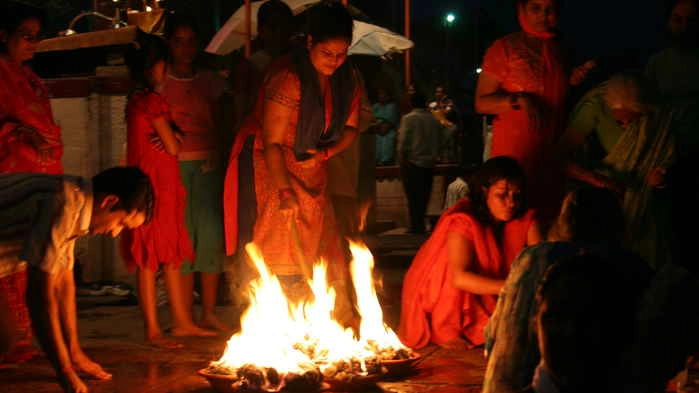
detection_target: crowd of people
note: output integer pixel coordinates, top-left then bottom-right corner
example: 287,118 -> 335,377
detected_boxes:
399,0 -> 699,392
1,0 -> 699,392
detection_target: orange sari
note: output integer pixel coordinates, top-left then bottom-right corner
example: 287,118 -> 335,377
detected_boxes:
481,23 -> 568,223
224,57 -> 360,275
399,199 -> 536,348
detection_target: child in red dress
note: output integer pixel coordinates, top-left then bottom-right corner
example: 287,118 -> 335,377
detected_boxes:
121,33 -> 215,348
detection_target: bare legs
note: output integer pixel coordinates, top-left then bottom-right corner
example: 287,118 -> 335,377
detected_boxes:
162,265 -> 216,337
137,264 -> 215,348
180,271 -> 230,332
137,267 -> 182,348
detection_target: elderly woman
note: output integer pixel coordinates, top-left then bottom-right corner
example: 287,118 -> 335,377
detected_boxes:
557,72 -> 676,269
475,0 -> 594,225
482,187 -> 652,393
399,156 -> 542,349
0,4 -> 62,367
223,0 -> 361,303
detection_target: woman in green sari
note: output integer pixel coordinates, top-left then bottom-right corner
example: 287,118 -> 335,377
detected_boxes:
557,72 -> 675,269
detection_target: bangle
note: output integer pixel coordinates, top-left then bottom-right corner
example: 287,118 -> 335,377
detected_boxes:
279,188 -> 294,201
509,93 -> 521,110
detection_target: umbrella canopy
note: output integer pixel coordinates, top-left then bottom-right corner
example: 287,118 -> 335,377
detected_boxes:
205,0 -> 412,57
349,20 -> 413,57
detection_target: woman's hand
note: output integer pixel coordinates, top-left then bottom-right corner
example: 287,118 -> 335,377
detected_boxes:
148,133 -> 166,152
304,148 -> 330,164
279,188 -> 299,214
599,176 -> 626,199
19,126 -> 55,164
646,167 -> 667,189
200,156 -> 219,174
512,93 -> 541,132
570,59 -> 597,86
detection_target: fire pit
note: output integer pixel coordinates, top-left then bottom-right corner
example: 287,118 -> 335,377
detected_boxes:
198,241 -> 419,392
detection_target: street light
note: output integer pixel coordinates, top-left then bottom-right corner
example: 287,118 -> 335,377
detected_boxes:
443,12 -> 456,91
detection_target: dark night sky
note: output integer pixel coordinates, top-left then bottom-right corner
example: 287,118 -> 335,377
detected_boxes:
345,0 -> 674,93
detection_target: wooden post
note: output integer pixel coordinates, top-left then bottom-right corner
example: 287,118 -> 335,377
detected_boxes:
404,0 -> 412,88
245,0 -> 252,58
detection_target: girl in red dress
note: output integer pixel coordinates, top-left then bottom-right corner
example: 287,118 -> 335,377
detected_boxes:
121,33 -> 215,348
399,157 -> 542,349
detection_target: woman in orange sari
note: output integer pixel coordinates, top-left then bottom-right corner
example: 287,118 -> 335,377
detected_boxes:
224,2 -> 361,285
475,0 -> 594,225
399,157 -> 542,349
0,5 -> 61,366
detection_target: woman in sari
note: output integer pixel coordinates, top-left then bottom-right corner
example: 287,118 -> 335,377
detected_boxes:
0,4 -> 61,366
557,72 -> 676,269
399,157 -> 542,349
223,1 -> 361,303
475,0 -> 594,225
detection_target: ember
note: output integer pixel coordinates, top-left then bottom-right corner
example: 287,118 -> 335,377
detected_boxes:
204,241 -> 417,391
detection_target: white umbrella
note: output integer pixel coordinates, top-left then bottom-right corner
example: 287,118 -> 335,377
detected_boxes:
205,0 -> 412,57
349,20 -> 413,56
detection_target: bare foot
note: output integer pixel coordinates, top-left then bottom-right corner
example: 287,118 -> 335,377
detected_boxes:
198,314 -> 233,333
72,349 -> 112,380
438,337 -> 473,350
171,325 -> 217,337
59,371 -> 88,393
145,335 -> 184,349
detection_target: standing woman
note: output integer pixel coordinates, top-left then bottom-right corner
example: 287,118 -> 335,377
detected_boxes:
161,16 -> 229,332
475,0 -> 592,225
223,1 -> 362,296
0,4 -> 61,365
121,32 -> 214,348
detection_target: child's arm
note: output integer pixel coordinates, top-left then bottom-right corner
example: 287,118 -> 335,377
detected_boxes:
151,117 -> 181,156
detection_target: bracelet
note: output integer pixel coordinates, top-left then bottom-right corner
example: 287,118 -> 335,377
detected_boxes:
509,93 -> 522,110
278,188 -> 294,201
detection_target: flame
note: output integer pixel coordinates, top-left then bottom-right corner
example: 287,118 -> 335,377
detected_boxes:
349,241 -> 406,353
357,201 -> 372,233
212,240 -> 410,380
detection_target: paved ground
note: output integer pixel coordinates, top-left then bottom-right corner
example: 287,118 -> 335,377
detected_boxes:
0,230 -> 487,393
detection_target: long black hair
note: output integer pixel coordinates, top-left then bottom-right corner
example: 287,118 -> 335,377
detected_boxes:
466,156 -> 528,224
125,30 -> 169,89
305,0 -> 353,44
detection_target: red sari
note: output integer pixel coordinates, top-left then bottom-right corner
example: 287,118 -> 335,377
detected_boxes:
120,90 -> 194,271
0,56 -> 63,174
223,57 -> 360,275
0,56 -> 62,365
399,199 -> 536,348
481,27 -> 568,223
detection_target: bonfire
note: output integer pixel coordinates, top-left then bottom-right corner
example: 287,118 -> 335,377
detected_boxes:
203,241 -> 417,392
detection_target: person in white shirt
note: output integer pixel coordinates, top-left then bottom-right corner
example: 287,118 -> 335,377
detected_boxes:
0,167 -> 153,393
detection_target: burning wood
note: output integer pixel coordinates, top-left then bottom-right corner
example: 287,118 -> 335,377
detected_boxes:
204,241 -> 417,392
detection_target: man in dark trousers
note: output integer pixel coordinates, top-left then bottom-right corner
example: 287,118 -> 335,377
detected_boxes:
397,90 -> 442,233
